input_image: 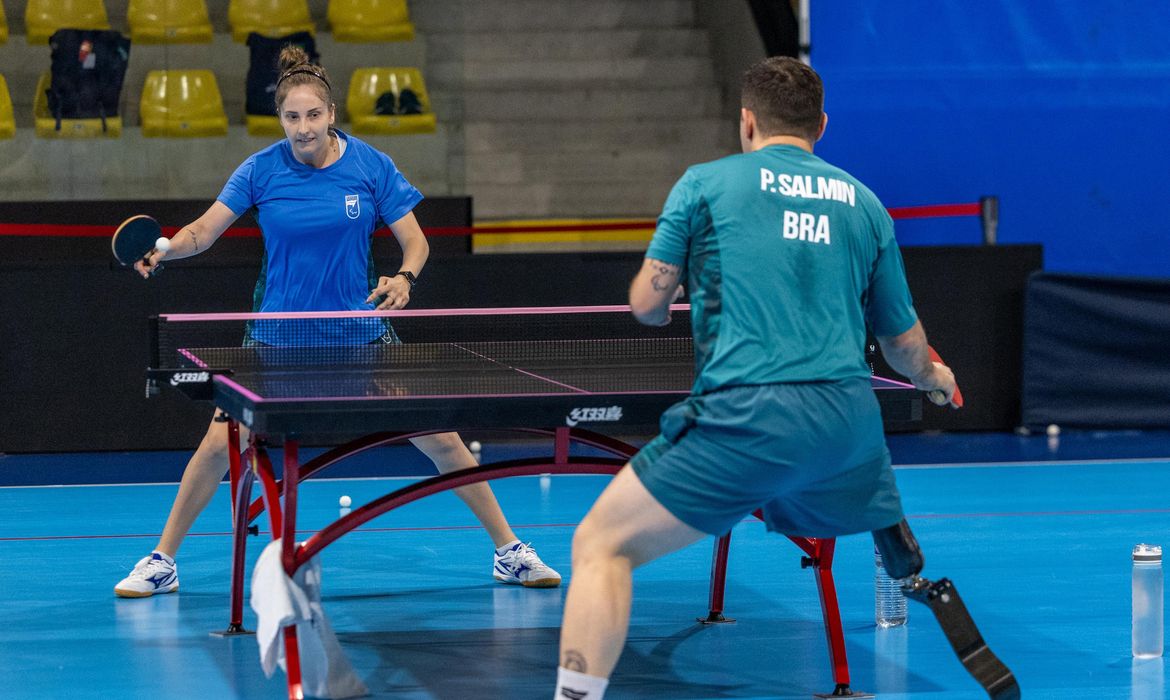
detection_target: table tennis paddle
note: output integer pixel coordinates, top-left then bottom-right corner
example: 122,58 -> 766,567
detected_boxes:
112,215 -> 165,275
927,345 -> 963,409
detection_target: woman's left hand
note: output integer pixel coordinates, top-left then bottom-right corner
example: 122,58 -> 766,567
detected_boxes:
366,275 -> 412,310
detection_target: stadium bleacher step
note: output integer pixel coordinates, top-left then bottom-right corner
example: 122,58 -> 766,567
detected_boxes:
462,118 -> 732,154
464,146 -> 728,186
411,0 -> 696,32
467,180 -> 682,219
430,85 -> 723,122
426,28 -> 709,62
428,56 -> 715,90
419,0 -> 731,218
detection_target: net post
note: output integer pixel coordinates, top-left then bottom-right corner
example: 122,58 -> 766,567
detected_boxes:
980,195 -> 999,246
146,315 -> 161,397
148,315 -> 160,367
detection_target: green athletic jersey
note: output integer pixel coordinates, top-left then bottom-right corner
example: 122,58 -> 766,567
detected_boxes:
647,144 -> 917,395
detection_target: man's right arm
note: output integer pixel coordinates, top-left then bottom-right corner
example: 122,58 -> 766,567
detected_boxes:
632,169 -> 696,326
876,320 -> 958,406
629,258 -> 683,326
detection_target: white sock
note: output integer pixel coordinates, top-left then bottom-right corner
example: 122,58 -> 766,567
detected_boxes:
554,667 -> 608,699
496,539 -> 521,555
151,550 -> 175,565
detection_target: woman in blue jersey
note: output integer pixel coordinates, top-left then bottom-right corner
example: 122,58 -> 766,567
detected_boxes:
115,46 -> 559,598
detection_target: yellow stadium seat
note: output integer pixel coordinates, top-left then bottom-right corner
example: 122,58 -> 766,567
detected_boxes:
346,67 -> 436,135
328,0 -> 414,42
245,114 -> 284,136
140,70 -> 229,137
33,72 -> 122,138
0,76 -> 14,138
228,0 -> 315,43
25,0 -> 111,45
128,0 -> 213,44
1,4 -> 9,44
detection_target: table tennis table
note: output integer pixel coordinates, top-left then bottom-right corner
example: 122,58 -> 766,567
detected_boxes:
150,306 -> 922,700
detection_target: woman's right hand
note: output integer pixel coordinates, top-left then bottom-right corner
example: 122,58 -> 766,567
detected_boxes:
134,249 -> 166,279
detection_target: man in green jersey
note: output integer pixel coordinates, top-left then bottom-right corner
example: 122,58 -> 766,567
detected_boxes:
553,58 -> 1016,700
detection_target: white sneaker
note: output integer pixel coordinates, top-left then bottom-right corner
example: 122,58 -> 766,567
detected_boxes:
493,541 -> 561,588
114,552 -> 179,598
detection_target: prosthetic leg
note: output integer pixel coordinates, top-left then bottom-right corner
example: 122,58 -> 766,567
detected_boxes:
873,520 -> 1020,699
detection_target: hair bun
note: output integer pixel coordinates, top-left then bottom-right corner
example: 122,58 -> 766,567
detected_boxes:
277,45 -> 312,73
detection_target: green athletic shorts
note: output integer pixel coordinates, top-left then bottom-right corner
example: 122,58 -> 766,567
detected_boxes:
630,378 -> 905,538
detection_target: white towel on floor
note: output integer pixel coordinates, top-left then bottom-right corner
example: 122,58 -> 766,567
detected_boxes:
251,538 -> 368,699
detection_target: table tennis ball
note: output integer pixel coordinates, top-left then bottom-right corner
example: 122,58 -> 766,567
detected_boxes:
155,237 -> 171,252
339,495 -> 352,508
1046,424 -> 1061,437
468,440 -> 482,452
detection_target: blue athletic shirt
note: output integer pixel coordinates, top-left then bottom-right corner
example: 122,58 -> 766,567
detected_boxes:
217,129 -> 422,345
646,144 -> 918,395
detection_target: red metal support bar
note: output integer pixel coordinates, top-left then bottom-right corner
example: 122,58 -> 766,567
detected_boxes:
224,465 -> 255,634
703,533 -> 734,623
284,625 -> 304,700
252,447 -> 284,539
296,458 -> 626,567
554,426 -> 570,465
281,440 -> 300,576
226,418 -> 241,516
252,444 -> 303,698
808,538 -> 851,691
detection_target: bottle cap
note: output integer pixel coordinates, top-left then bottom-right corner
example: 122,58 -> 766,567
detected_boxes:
1133,544 -> 1162,562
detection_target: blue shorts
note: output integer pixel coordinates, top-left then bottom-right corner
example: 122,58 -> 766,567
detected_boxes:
242,326 -> 400,347
630,379 -> 905,538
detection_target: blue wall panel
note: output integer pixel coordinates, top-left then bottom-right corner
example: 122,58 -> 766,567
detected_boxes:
810,2 -> 1170,277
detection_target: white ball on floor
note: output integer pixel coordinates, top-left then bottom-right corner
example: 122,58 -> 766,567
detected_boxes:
155,236 -> 170,252
468,440 -> 481,452
1046,424 -> 1060,437
339,495 -> 352,508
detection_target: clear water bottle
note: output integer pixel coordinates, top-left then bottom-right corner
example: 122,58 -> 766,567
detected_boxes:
875,546 -> 908,627
1132,544 -> 1163,658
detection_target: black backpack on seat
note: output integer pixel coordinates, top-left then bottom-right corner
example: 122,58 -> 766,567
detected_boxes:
46,29 -> 131,133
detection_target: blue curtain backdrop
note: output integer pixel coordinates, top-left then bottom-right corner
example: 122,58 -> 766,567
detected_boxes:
810,2 -> 1170,278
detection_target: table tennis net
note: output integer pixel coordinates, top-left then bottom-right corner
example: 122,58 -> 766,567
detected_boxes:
153,308 -> 696,375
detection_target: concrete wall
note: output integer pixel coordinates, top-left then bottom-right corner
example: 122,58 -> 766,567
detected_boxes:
692,0 -> 768,120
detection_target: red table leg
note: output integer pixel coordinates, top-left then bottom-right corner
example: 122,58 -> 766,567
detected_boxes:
226,417 -> 241,514
250,443 -> 306,698
281,441 -> 304,700
281,440 -> 300,574
284,626 -> 304,700
811,539 -> 850,690
213,446 -> 255,636
701,533 -> 735,623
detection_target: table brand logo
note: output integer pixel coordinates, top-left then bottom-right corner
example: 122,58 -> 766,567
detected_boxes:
169,371 -> 210,386
566,406 -> 623,426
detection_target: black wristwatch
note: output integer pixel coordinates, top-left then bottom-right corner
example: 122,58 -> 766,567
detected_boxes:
394,270 -> 417,288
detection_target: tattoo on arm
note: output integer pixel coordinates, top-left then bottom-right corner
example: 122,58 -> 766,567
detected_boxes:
562,649 -> 588,673
649,261 -> 679,292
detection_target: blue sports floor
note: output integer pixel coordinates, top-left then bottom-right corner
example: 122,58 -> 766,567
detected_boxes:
1,431 -> 1169,699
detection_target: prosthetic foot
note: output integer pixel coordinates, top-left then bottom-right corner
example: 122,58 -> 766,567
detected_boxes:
874,521 -> 1020,700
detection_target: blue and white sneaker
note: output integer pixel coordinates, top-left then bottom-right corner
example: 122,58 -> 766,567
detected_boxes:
493,541 -> 561,588
114,552 -> 179,598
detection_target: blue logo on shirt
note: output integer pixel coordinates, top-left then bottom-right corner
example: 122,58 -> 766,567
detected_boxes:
345,194 -> 360,219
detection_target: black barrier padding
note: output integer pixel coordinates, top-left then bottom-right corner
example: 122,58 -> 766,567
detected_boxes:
0,232 -> 1037,451
868,245 -> 1043,432
1021,272 -> 1170,429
